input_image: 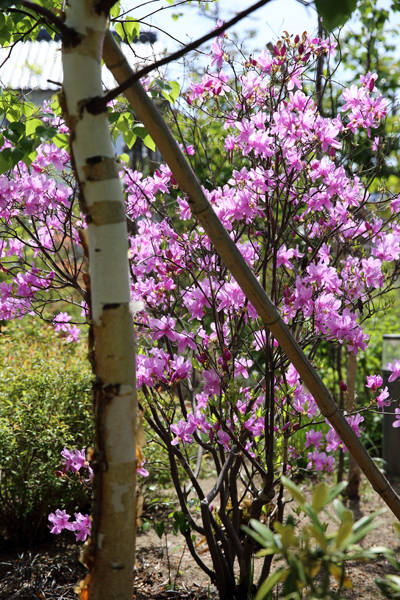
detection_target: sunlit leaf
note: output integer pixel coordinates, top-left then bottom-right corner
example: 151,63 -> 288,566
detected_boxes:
315,0 -> 357,31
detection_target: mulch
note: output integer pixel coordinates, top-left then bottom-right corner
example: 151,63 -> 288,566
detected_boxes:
0,541 -> 217,600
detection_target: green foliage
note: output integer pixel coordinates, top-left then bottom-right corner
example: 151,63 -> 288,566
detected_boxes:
245,477 -> 391,600
115,17 -> 140,45
375,522 -> 400,598
0,94 -> 67,174
315,0 -> 358,31
0,318 -> 94,546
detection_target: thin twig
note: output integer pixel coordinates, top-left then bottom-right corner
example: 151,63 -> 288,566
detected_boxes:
87,0 -> 311,113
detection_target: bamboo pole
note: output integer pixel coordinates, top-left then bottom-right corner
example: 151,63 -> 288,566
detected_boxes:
102,32 -> 400,520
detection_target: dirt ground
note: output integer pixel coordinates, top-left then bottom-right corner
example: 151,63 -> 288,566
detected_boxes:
1,475 -> 400,599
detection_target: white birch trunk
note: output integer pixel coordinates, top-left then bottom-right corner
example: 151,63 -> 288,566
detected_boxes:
62,2 -> 136,599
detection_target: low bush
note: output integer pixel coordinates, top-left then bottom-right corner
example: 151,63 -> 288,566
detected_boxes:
0,318 -> 93,546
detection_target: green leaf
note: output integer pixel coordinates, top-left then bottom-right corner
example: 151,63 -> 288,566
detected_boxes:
281,476 -> 306,507
312,481 -> 328,512
3,122 -> 25,144
157,79 -> 179,104
25,118 -> 43,136
35,125 -> 58,143
53,133 -> 69,150
110,0 -> 120,18
115,21 -> 124,41
1,146 -> 25,169
165,0 -> 174,4
130,124 -> 148,139
0,151 -> 10,175
249,519 -> 275,543
168,80 -> 180,103
156,79 -> 173,94
122,129 -> 137,149
124,17 -> 140,44
324,480 -> 347,506
17,136 -> 37,157
172,13 -> 183,21
154,521 -> 165,539
256,568 -> 286,600
143,134 -> 155,152
333,499 -> 353,523
335,521 -> 353,547
315,0 -> 358,31
141,521 -> 151,533
393,521 -> 400,538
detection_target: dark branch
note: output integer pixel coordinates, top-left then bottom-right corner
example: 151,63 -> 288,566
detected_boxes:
95,0 -> 119,15
87,0 -> 311,114
18,0 -> 80,46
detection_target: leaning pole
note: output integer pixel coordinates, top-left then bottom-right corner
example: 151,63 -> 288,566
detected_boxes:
103,31 -> 400,521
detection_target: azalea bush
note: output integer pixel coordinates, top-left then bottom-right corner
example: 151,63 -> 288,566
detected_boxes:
1,26 -> 400,599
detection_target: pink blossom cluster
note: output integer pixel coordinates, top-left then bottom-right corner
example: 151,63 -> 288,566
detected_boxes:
48,509 -> 91,541
0,105 -> 84,335
2,31 -> 400,482
119,35 -> 400,473
49,447 -> 148,542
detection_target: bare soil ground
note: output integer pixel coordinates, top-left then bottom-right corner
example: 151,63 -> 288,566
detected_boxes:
0,475 -> 399,599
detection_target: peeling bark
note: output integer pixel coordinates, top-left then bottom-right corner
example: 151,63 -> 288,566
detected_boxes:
62,3 -> 137,599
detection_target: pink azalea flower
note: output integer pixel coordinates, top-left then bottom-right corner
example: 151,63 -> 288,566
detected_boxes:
387,359 -> 400,383
217,430 -> 230,451
376,387 -> 390,411
366,374 -> 383,392
305,429 -> 322,449
48,509 -> 75,534
393,408 -> 400,428
72,513 -> 91,542
211,38 -> 224,69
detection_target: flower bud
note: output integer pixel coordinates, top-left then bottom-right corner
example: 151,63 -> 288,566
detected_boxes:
196,353 -> 207,364
294,35 -> 300,44
339,381 -> 347,392
298,43 -> 304,55
222,347 -> 232,361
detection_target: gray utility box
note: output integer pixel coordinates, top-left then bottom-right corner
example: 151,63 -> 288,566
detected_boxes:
382,334 -> 400,477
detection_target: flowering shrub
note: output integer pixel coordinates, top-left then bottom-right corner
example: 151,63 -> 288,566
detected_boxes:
1,27 -> 400,598
48,447 -> 148,541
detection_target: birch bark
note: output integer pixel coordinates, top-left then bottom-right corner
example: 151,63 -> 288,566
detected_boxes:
62,3 -> 136,599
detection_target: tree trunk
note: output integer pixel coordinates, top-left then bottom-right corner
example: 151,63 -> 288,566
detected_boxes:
347,350 -> 361,499
62,3 -> 137,599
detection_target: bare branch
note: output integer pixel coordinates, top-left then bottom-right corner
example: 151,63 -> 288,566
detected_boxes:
15,1 -> 80,45
88,0 -> 311,113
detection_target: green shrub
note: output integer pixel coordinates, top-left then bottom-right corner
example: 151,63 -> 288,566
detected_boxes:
245,477 -> 391,600
0,318 -> 94,546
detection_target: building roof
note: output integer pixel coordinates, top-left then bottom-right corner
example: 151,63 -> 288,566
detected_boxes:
0,30 -> 162,93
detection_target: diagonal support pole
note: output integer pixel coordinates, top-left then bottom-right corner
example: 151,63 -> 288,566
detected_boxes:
103,31 -> 400,520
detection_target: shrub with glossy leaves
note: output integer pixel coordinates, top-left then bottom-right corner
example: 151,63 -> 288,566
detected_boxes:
0,318 -> 93,546
245,476 -> 391,600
